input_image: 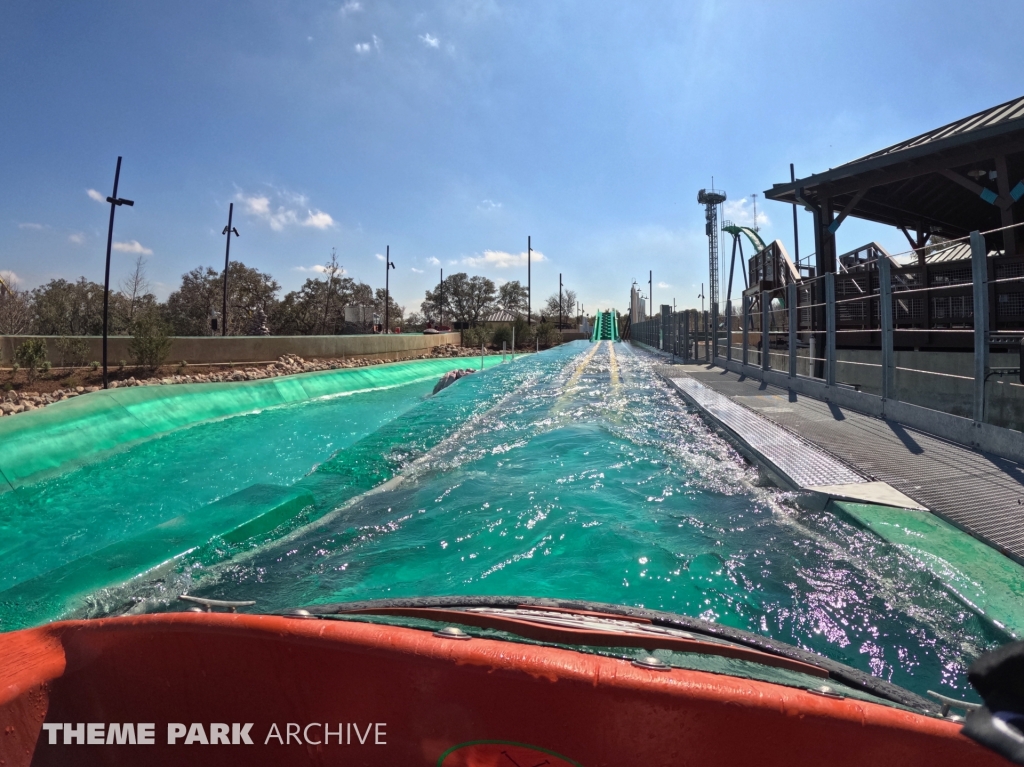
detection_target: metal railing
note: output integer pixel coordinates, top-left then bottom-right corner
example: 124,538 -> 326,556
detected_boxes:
628,228 -> 1023,462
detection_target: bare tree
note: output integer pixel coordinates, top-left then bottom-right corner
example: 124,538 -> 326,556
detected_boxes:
0,272 -> 33,335
321,248 -> 342,335
118,255 -> 152,326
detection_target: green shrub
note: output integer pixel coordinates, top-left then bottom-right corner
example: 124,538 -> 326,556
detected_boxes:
15,339 -> 47,383
461,325 -> 490,348
118,359 -> 126,371
491,324 -> 513,350
129,318 -> 172,372
90,361 -> 99,371
511,317 -> 533,349
55,336 -> 90,369
41,360 -> 52,375
534,322 -> 561,348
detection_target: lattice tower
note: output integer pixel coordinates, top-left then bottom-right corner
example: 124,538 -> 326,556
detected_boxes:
697,188 -> 727,308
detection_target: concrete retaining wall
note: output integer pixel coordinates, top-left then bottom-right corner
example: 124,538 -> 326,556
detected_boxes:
832,349 -> 1023,431
0,332 -> 462,367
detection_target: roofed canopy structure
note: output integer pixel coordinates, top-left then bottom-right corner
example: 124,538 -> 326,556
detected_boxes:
766,96 -> 1024,275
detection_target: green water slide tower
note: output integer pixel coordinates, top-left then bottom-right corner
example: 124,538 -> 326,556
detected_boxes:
591,310 -> 619,342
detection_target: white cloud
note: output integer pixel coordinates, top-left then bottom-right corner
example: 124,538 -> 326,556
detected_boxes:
419,33 -> 440,48
112,240 -> 153,255
723,197 -> 770,229
375,253 -> 385,261
86,188 -> 106,203
0,270 -> 21,287
302,210 -> 334,229
410,267 -> 424,273
658,281 -> 671,289
340,1 -> 361,14
461,249 -> 544,269
235,190 -> 335,232
293,264 -> 346,275
373,34 -> 381,51
427,257 -> 440,266
354,42 -> 371,54
18,222 -> 44,230
68,233 -> 85,244
477,199 -> 501,211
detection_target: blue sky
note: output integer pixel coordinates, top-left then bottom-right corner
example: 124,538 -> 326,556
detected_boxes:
2,1 -> 1023,315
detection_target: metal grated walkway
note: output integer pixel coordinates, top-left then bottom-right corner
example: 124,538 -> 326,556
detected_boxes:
658,363 -> 1024,564
669,377 -> 865,489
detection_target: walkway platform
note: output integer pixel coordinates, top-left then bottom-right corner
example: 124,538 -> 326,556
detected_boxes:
657,362 -> 1024,565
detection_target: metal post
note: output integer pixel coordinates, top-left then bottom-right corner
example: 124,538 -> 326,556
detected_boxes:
439,268 -> 444,327
683,312 -> 690,361
711,303 -> 719,361
527,236 -> 532,325
384,245 -> 391,334
221,203 -> 238,337
879,256 -> 894,403
790,163 -> 799,264
222,203 -> 232,335
725,300 -> 733,361
761,290 -> 769,371
101,156 -> 133,390
971,230 -> 989,424
742,295 -> 749,366
788,283 -> 797,378
512,326 -> 515,361
825,273 -> 836,386
704,311 -> 710,363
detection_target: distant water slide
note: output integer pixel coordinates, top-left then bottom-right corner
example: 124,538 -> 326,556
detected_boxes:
590,310 -> 619,342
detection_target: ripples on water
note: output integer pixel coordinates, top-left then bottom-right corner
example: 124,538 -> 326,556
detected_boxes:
148,340 -> 998,698
14,341 -> 1001,698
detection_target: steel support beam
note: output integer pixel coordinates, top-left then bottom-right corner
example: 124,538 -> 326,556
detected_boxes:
788,283 -> 797,378
761,291 -> 770,372
726,300 -> 733,362
879,256 -> 894,404
742,296 -> 749,367
971,230 -> 989,424
825,273 -> 836,387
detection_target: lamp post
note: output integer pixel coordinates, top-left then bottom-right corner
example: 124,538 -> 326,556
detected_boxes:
221,203 -> 240,336
384,246 -> 395,333
439,267 -> 444,328
527,236 -> 532,325
102,156 -> 134,390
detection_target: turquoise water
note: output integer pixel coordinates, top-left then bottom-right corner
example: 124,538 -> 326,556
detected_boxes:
0,342 -> 1007,698
0,378 -> 437,591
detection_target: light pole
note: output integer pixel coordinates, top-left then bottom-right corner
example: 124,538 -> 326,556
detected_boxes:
527,236 -> 532,325
384,246 -> 395,333
649,269 -> 653,316
439,267 -> 444,328
221,203 -> 240,336
558,273 -> 563,330
102,156 -> 134,390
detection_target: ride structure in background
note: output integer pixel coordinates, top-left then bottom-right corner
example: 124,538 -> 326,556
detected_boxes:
698,187 -> 727,311
591,310 -> 620,341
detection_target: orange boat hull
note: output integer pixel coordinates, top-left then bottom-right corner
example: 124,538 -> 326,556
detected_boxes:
0,613 -> 1005,766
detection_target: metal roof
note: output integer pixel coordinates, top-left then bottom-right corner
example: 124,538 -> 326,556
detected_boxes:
853,96 -> 1024,164
483,308 -> 519,323
764,96 -> 1024,239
